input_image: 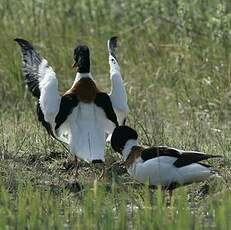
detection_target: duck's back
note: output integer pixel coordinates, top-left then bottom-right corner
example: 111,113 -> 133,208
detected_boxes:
56,77 -> 117,162
68,102 -> 109,162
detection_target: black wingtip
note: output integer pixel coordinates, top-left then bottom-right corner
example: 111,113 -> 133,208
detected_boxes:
109,36 -> 118,49
14,38 -> 34,49
208,155 -> 223,159
108,36 -> 118,52
108,36 -> 118,62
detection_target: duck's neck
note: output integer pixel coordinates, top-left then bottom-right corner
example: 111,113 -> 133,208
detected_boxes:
73,72 -> 93,85
122,139 -> 139,160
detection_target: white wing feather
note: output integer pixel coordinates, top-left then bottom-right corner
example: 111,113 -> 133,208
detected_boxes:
107,37 -> 129,125
38,59 -> 61,127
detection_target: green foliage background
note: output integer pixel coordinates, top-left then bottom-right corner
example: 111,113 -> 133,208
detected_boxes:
0,0 -> 231,228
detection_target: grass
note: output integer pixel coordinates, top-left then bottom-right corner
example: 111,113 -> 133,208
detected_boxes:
0,181 -> 231,229
0,0 -> 231,228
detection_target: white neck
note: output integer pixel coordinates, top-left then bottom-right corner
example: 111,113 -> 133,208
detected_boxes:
109,54 -> 120,77
73,72 -> 93,85
122,139 -> 139,160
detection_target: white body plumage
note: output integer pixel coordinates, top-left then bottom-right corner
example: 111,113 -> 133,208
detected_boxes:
129,156 -> 212,187
16,38 -> 129,163
123,140 -> 213,187
56,73 -> 116,162
44,72 -> 116,162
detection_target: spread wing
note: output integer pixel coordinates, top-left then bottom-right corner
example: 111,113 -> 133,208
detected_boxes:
15,38 -> 62,139
37,102 -> 55,137
108,37 -> 129,125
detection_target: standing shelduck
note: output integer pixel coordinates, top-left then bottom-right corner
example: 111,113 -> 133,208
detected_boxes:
15,38 -> 127,163
111,126 -> 221,190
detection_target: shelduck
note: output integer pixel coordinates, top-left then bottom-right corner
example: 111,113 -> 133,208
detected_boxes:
15,38 -> 127,163
111,125 -> 221,190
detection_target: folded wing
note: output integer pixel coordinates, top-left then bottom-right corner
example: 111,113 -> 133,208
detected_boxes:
173,151 -> 221,168
141,146 -> 180,161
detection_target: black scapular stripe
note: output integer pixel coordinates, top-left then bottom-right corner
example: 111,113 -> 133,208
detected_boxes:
173,152 -> 221,168
95,92 -> 119,127
141,146 -> 180,162
37,102 -> 55,137
55,94 -> 79,130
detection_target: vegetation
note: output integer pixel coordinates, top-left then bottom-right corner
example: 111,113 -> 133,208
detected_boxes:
0,0 -> 231,228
